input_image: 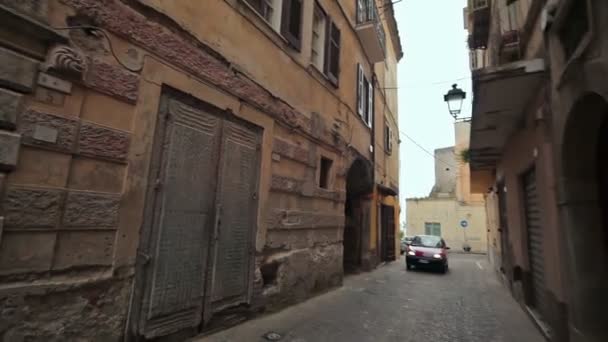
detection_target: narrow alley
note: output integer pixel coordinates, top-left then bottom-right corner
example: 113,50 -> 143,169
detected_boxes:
197,254 -> 544,342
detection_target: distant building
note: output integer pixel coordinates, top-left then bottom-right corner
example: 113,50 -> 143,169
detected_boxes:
406,122 -> 487,253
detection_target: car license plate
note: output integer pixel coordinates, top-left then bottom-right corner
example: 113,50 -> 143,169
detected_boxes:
418,260 -> 429,264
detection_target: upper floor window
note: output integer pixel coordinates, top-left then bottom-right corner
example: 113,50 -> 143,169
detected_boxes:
357,64 -> 373,127
384,121 -> 393,154
325,20 -> 341,86
311,4 -> 327,71
357,0 -> 377,24
244,0 -> 303,50
558,0 -> 589,61
319,156 -> 333,189
506,0 -> 519,31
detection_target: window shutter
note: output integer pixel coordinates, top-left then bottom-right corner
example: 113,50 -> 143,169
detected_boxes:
357,64 -> 364,116
367,78 -> 374,127
325,20 -> 341,86
388,126 -> 393,153
357,0 -> 365,23
245,0 -> 264,14
281,0 -> 303,50
366,0 -> 375,21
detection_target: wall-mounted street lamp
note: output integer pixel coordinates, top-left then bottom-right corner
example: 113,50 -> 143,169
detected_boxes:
443,84 -> 467,120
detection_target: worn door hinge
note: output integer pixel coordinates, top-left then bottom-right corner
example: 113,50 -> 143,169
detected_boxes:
154,178 -> 162,191
138,251 -> 152,265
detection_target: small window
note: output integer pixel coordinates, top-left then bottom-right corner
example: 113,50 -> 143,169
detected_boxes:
384,122 -> 393,154
319,157 -> 333,189
311,4 -> 327,70
424,222 -> 442,237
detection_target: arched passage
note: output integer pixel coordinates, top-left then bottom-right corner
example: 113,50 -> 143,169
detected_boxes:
343,158 -> 373,273
559,93 -> 608,341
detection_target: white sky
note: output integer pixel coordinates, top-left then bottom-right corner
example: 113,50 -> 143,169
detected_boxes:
394,0 -> 472,226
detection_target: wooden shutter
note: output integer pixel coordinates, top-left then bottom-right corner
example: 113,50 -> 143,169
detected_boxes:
244,0 -> 264,14
367,78 -> 374,127
212,120 -> 261,307
356,0 -> 365,23
281,0 -> 303,50
138,97 -> 221,338
357,64 -> 364,116
388,126 -> 394,153
366,0 -> 375,21
325,20 -> 341,86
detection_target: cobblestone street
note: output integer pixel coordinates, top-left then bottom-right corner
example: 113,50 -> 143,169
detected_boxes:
196,254 -> 544,342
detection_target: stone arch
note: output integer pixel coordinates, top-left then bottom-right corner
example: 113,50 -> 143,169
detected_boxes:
343,157 -> 373,273
559,92 -> 608,341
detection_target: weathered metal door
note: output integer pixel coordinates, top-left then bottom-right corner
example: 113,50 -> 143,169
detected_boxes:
211,120 -> 261,309
523,169 -> 548,319
137,97 -> 221,338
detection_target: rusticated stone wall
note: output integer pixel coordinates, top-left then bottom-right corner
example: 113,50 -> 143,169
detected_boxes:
0,1 -> 136,340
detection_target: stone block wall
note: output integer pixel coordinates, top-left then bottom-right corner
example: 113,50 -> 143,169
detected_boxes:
0,1 -> 136,340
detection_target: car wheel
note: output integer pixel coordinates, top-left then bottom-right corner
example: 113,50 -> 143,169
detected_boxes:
406,263 -> 412,271
440,264 -> 448,274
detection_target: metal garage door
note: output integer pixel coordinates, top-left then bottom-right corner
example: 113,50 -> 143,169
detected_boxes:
523,169 -> 548,318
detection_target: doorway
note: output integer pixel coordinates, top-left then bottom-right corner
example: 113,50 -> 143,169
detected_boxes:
380,204 -> 396,262
560,93 -> 608,340
343,158 -> 373,273
132,92 -> 261,339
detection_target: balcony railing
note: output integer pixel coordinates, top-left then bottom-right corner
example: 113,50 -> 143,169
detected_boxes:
468,0 -> 491,49
355,0 -> 386,63
499,30 -> 521,64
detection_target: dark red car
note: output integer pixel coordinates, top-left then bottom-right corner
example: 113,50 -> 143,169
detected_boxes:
405,235 -> 450,273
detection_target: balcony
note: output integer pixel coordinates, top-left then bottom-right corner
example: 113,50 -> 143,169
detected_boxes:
355,1 -> 386,63
468,0 -> 491,49
469,59 -> 546,171
499,30 -> 521,64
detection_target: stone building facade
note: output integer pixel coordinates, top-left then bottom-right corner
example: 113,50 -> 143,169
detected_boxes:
466,0 -> 607,341
0,0 -> 402,340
